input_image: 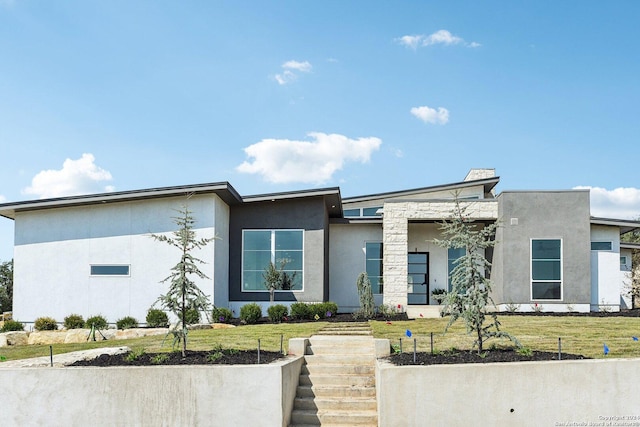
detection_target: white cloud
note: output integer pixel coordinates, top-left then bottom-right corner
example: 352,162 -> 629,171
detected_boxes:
274,60 -> 312,85
396,30 -> 480,49
410,106 -> 450,125
237,132 -> 382,184
574,186 -> 640,220
23,153 -> 115,199
0,195 -> 5,203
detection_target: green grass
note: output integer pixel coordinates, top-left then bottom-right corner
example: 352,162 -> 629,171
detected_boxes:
370,316 -> 640,359
2,316 -> 640,362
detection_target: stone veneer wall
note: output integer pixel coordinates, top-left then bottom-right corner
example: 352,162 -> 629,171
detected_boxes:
382,200 -> 498,308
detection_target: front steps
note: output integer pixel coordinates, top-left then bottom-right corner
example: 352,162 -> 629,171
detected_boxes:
289,323 -> 378,427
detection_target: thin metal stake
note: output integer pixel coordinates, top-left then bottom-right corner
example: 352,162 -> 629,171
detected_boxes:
49,345 -> 53,367
258,339 -> 261,365
430,332 -> 434,355
399,338 -> 402,353
280,334 -> 284,355
558,337 -> 562,361
413,339 -> 417,364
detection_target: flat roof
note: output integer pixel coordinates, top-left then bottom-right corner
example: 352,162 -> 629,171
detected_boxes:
591,217 -> 640,235
242,187 -> 343,217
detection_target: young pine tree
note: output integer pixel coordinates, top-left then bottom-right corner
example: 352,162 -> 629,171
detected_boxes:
152,203 -> 216,357
355,272 -> 375,319
433,198 -> 519,354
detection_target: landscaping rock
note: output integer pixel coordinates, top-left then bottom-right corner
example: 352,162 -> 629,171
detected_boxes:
0,346 -> 131,368
114,329 -> 145,340
188,323 -> 213,330
28,331 -> 67,345
0,333 -> 7,347
212,323 -> 236,329
4,331 -> 28,346
64,329 -> 91,343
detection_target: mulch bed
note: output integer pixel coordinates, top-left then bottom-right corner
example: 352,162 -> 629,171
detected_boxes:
388,348 -> 589,366
499,309 -> 640,317
69,349 -> 285,367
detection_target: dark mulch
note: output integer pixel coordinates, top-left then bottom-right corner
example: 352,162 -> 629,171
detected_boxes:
499,308 -> 640,317
223,312 -> 409,326
69,349 -> 285,367
388,348 -> 589,366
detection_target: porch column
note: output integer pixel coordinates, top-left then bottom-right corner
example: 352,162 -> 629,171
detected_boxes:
383,204 -> 408,309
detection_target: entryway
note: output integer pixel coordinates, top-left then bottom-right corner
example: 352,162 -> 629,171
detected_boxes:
408,252 -> 429,305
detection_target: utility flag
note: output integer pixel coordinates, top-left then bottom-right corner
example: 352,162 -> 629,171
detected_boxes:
633,337 -> 639,341
406,329 -> 412,338
604,343 -> 609,355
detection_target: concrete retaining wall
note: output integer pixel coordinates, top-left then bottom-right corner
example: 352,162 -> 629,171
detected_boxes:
377,358 -> 640,427
0,356 -> 304,427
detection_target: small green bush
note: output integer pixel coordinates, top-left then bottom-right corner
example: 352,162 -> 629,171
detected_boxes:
185,308 -> 200,325
85,315 -> 108,330
212,307 -> 234,323
34,316 -> 58,331
322,302 -> 338,318
308,302 -> 339,319
64,314 -> 85,329
146,309 -> 169,328
0,319 -> 24,332
267,304 -> 288,323
239,303 -> 262,324
290,302 -> 311,320
116,316 -> 139,330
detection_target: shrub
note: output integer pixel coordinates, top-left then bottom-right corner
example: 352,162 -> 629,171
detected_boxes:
212,306 -> 233,323
0,319 -> 24,332
64,314 -> 85,329
240,303 -> 262,324
322,302 -> 338,318
85,315 -> 108,330
116,316 -> 139,330
267,304 -> 288,323
185,308 -> 201,325
290,302 -> 311,320
146,309 -> 169,328
308,302 -> 339,319
34,316 -> 58,331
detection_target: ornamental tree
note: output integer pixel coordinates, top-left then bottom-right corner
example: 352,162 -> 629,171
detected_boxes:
151,203 -> 216,357
355,272 -> 375,319
0,259 -> 13,313
433,198 -> 519,354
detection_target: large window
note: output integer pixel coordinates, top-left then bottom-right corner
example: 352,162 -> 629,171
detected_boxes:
447,247 -> 466,292
90,265 -> 130,276
365,242 -> 383,294
531,239 -> 562,300
242,230 -> 303,291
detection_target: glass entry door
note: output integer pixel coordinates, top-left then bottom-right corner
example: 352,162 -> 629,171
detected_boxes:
408,252 -> 429,305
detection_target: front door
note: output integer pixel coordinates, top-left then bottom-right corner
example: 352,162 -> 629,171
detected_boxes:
408,252 -> 429,305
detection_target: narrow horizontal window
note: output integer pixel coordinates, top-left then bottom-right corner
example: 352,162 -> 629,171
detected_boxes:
343,208 -> 360,217
591,241 -> 612,251
90,265 -> 130,276
362,207 -> 382,217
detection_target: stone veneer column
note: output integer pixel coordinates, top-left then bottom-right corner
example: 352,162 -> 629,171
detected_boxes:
382,203 -> 409,308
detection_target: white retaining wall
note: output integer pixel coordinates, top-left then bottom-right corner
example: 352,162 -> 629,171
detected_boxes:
377,358 -> 640,427
0,356 -> 303,427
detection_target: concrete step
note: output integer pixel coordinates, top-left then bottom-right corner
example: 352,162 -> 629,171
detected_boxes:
290,409 -> 377,426
303,354 -> 376,365
315,330 -> 372,336
299,374 -> 375,387
305,344 -> 374,355
296,385 -> 377,399
293,396 -> 377,411
301,363 -> 375,376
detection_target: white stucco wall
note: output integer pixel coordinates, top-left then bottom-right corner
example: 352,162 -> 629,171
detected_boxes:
590,225 -> 622,311
328,223 -> 383,312
13,194 -> 228,324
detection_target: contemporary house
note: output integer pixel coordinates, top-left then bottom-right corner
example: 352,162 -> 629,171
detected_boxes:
0,169 -> 638,324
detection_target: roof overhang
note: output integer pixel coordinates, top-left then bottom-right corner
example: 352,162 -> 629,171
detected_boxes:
621,242 -> 640,251
0,182 -> 243,220
591,217 -> 640,235
243,187 -> 343,218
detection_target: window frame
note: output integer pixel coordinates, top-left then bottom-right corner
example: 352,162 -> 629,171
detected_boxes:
364,241 -> 383,294
241,229 -> 304,293
591,241 -> 613,251
530,238 -> 563,301
90,265 -> 130,277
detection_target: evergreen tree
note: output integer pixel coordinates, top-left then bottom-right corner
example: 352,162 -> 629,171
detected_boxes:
152,204 -> 216,357
355,272 -> 375,319
433,199 -> 519,354
621,217 -> 640,307
0,259 -> 12,313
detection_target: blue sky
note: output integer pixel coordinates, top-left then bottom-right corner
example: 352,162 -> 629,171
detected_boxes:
1,1 -> 640,261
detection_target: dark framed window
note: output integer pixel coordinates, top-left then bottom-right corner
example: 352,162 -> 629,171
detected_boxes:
531,239 -> 562,300
591,241 -> 612,251
447,247 -> 466,292
365,242 -> 383,294
242,230 -> 303,291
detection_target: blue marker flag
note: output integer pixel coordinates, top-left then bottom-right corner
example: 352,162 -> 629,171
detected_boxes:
406,329 -> 412,338
633,336 -> 638,341
604,343 -> 609,355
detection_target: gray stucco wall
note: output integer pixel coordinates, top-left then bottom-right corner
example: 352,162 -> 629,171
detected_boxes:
493,191 -> 591,306
229,197 -> 329,303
